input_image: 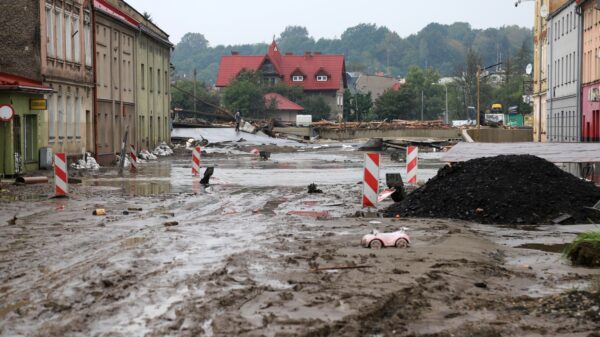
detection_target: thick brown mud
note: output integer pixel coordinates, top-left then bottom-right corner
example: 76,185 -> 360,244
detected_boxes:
1,149 -> 599,337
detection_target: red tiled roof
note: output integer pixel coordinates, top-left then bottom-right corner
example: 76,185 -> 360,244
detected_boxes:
264,93 -> 304,111
0,72 -> 52,93
216,41 -> 346,91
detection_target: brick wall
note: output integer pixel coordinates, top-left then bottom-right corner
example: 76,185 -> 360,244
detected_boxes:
0,0 -> 41,80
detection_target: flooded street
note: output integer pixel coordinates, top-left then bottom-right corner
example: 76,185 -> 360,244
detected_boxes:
1,146 -> 599,337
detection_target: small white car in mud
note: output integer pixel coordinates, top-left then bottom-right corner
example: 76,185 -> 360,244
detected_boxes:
361,228 -> 410,249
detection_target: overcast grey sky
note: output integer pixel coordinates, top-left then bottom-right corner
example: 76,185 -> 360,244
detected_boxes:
125,0 -> 535,46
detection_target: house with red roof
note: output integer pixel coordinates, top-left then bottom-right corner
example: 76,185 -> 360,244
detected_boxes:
264,92 -> 304,123
216,40 -> 347,119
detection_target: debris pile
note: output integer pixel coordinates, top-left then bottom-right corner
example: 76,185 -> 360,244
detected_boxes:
71,153 -> 100,170
153,142 -> 174,157
384,155 -> 600,224
138,150 -> 158,161
312,119 -> 447,130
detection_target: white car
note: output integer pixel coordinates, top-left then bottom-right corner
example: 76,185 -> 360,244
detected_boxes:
361,228 -> 411,249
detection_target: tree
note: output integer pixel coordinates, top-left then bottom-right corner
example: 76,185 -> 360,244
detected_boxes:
172,24 -> 533,84
299,96 -> 331,121
343,91 -> 373,121
277,26 -> 315,54
221,74 -> 265,118
171,79 -> 219,111
372,88 -> 414,120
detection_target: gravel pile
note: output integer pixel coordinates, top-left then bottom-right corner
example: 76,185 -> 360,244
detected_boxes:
384,155 -> 600,224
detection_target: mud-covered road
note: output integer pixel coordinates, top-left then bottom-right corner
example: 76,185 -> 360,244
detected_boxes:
1,145 -> 599,337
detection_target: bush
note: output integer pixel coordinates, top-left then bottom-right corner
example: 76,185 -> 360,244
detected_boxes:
564,232 -> 600,267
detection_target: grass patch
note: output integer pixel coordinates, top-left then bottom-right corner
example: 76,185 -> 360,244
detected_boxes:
564,232 -> 600,267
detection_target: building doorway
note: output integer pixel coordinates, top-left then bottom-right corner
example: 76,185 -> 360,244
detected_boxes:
24,114 -> 37,163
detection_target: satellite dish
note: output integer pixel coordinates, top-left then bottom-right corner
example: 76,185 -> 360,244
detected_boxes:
526,63 -> 533,75
541,6 -> 549,19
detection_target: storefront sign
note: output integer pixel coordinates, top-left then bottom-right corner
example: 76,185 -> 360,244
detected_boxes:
0,104 -> 15,122
30,99 -> 47,110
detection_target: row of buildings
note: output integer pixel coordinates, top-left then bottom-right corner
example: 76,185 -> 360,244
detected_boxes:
0,0 -> 171,176
532,0 -> 600,143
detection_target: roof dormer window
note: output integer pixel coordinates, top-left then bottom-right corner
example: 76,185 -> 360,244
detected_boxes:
316,75 -> 328,82
292,75 -> 304,82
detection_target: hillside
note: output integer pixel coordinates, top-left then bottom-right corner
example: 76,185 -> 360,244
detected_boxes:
172,22 -> 533,85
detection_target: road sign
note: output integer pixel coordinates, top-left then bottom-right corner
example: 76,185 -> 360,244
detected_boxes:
0,104 -> 15,122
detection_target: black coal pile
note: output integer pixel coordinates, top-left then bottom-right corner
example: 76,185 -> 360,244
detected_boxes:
384,155 -> 600,225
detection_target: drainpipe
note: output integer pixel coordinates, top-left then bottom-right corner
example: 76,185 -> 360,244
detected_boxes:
92,3 -> 99,161
537,13 -> 544,142
576,4 -> 583,142
548,14 -> 554,143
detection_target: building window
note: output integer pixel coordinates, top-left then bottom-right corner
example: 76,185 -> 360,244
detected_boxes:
141,64 -> 145,90
66,94 -> 73,139
157,69 -> 161,94
65,11 -> 72,61
75,96 -> 81,139
73,13 -> 80,63
58,94 -> 64,140
46,4 -> 54,57
292,75 -> 304,82
48,93 -> 55,142
316,75 -> 328,82
164,70 -> 168,95
84,11 -> 91,66
56,7 -> 63,59
149,66 -> 153,92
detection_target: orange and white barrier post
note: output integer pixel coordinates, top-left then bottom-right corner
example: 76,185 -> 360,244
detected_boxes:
407,146 -> 418,184
362,153 -> 380,208
129,144 -> 138,173
192,146 -> 201,176
54,153 -> 68,197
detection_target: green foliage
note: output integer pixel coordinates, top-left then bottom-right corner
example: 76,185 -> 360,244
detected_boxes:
564,232 -> 600,257
371,66 -> 444,121
372,88 -> 414,120
171,79 -> 219,111
172,23 -> 532,84
344,90 -> 373,121
299,96 -> 331,121
221,75 -> 265,118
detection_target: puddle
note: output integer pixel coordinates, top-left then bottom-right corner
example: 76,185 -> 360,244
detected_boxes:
515,243 -> 569,254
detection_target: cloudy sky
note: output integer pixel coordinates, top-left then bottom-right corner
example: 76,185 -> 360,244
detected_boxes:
125,0 -> 535,46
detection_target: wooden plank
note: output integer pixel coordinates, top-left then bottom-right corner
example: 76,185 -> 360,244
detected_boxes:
441,142 -> 600,163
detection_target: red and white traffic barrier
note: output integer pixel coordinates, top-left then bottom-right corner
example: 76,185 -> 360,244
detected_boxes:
54,153 -> 68,197
129,144 -> 138,172
407,146 -> 418,184
192,146 -> 201,176
362,153 -> 380,208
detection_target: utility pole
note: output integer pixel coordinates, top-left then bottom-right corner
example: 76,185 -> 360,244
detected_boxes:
193,68 -> 197,113
421,90 -> 424,121
477,65 -> 481,130
444,84 -> 449,124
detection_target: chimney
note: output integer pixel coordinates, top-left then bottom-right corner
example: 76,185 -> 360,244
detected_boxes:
304,52 -> 312,58
231,51 -> 239,55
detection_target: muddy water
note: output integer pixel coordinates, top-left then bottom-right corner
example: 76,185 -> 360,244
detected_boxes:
82,147 -> 444,195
